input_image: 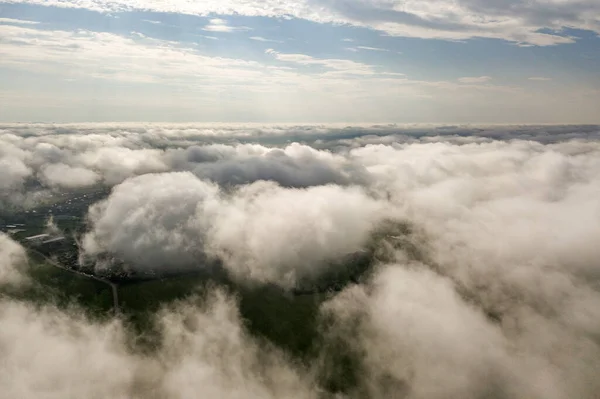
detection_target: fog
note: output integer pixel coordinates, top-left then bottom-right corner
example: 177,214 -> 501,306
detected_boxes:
1,123 -> 600,398
0,233 -> 29,286
0,291 -> 317,399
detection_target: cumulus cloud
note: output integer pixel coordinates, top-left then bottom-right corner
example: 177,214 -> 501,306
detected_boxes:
0,156 -> 31,190
1,123 -> 598,210
75,146 -> 169,185
82,172 -> 384,287
321,262 -> 600,398
167,142 -> 369,187
82,172 -> 219,271
0,233 -> 29,286
321,265 -> 513,398
39,163 -> 101,188
319,137 -> 600,397
206,182 -> 384,285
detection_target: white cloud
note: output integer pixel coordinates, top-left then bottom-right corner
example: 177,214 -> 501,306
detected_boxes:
0,293 -> 317,399
167,142 -> 369,187
81,172 -> 219,270
203,18 -> 251,33
2,124 -> 598,209
6,0 -> 600,45
2,124 -> 600,397
81,171 -> 382,286
38,163 -> 101,188
265,48 -> 376,75
323,265 -> 513,398
0,17 -> 40,25
0,156 -> 31,191
356,45 -> 390,52
459,76 -> 493,83
249,36 -> 283,43
206,182 -> 384,285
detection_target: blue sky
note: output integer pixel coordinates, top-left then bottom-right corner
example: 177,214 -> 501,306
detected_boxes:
0,0 -> 599,123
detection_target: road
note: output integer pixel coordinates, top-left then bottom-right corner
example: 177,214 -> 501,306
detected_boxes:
30,249 -> 120,316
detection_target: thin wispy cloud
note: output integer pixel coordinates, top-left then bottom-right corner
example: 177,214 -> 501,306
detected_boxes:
203,18 -> 251,33
356,45 -> 390,52
5,0 -> 599,45
458,76 -> 493,84
265,48 -> 376,75
0,17 -> 40,25
249,36 -> 283,43
0,0 -> 598,123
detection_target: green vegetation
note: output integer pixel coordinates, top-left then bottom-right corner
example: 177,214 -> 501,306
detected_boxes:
2,251 -> 114,316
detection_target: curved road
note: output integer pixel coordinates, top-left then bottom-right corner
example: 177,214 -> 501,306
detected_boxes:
30,249 -> 120,316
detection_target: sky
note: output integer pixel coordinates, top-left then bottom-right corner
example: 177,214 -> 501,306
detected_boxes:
0,0 -> 599,123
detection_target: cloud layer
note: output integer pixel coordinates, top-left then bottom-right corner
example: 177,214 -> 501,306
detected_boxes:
7,0 -> 600,45
1,123 -> 599,208
2,123 -> 600,398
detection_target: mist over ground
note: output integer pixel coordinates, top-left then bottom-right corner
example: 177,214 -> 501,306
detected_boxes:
1,123 -> 600,398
